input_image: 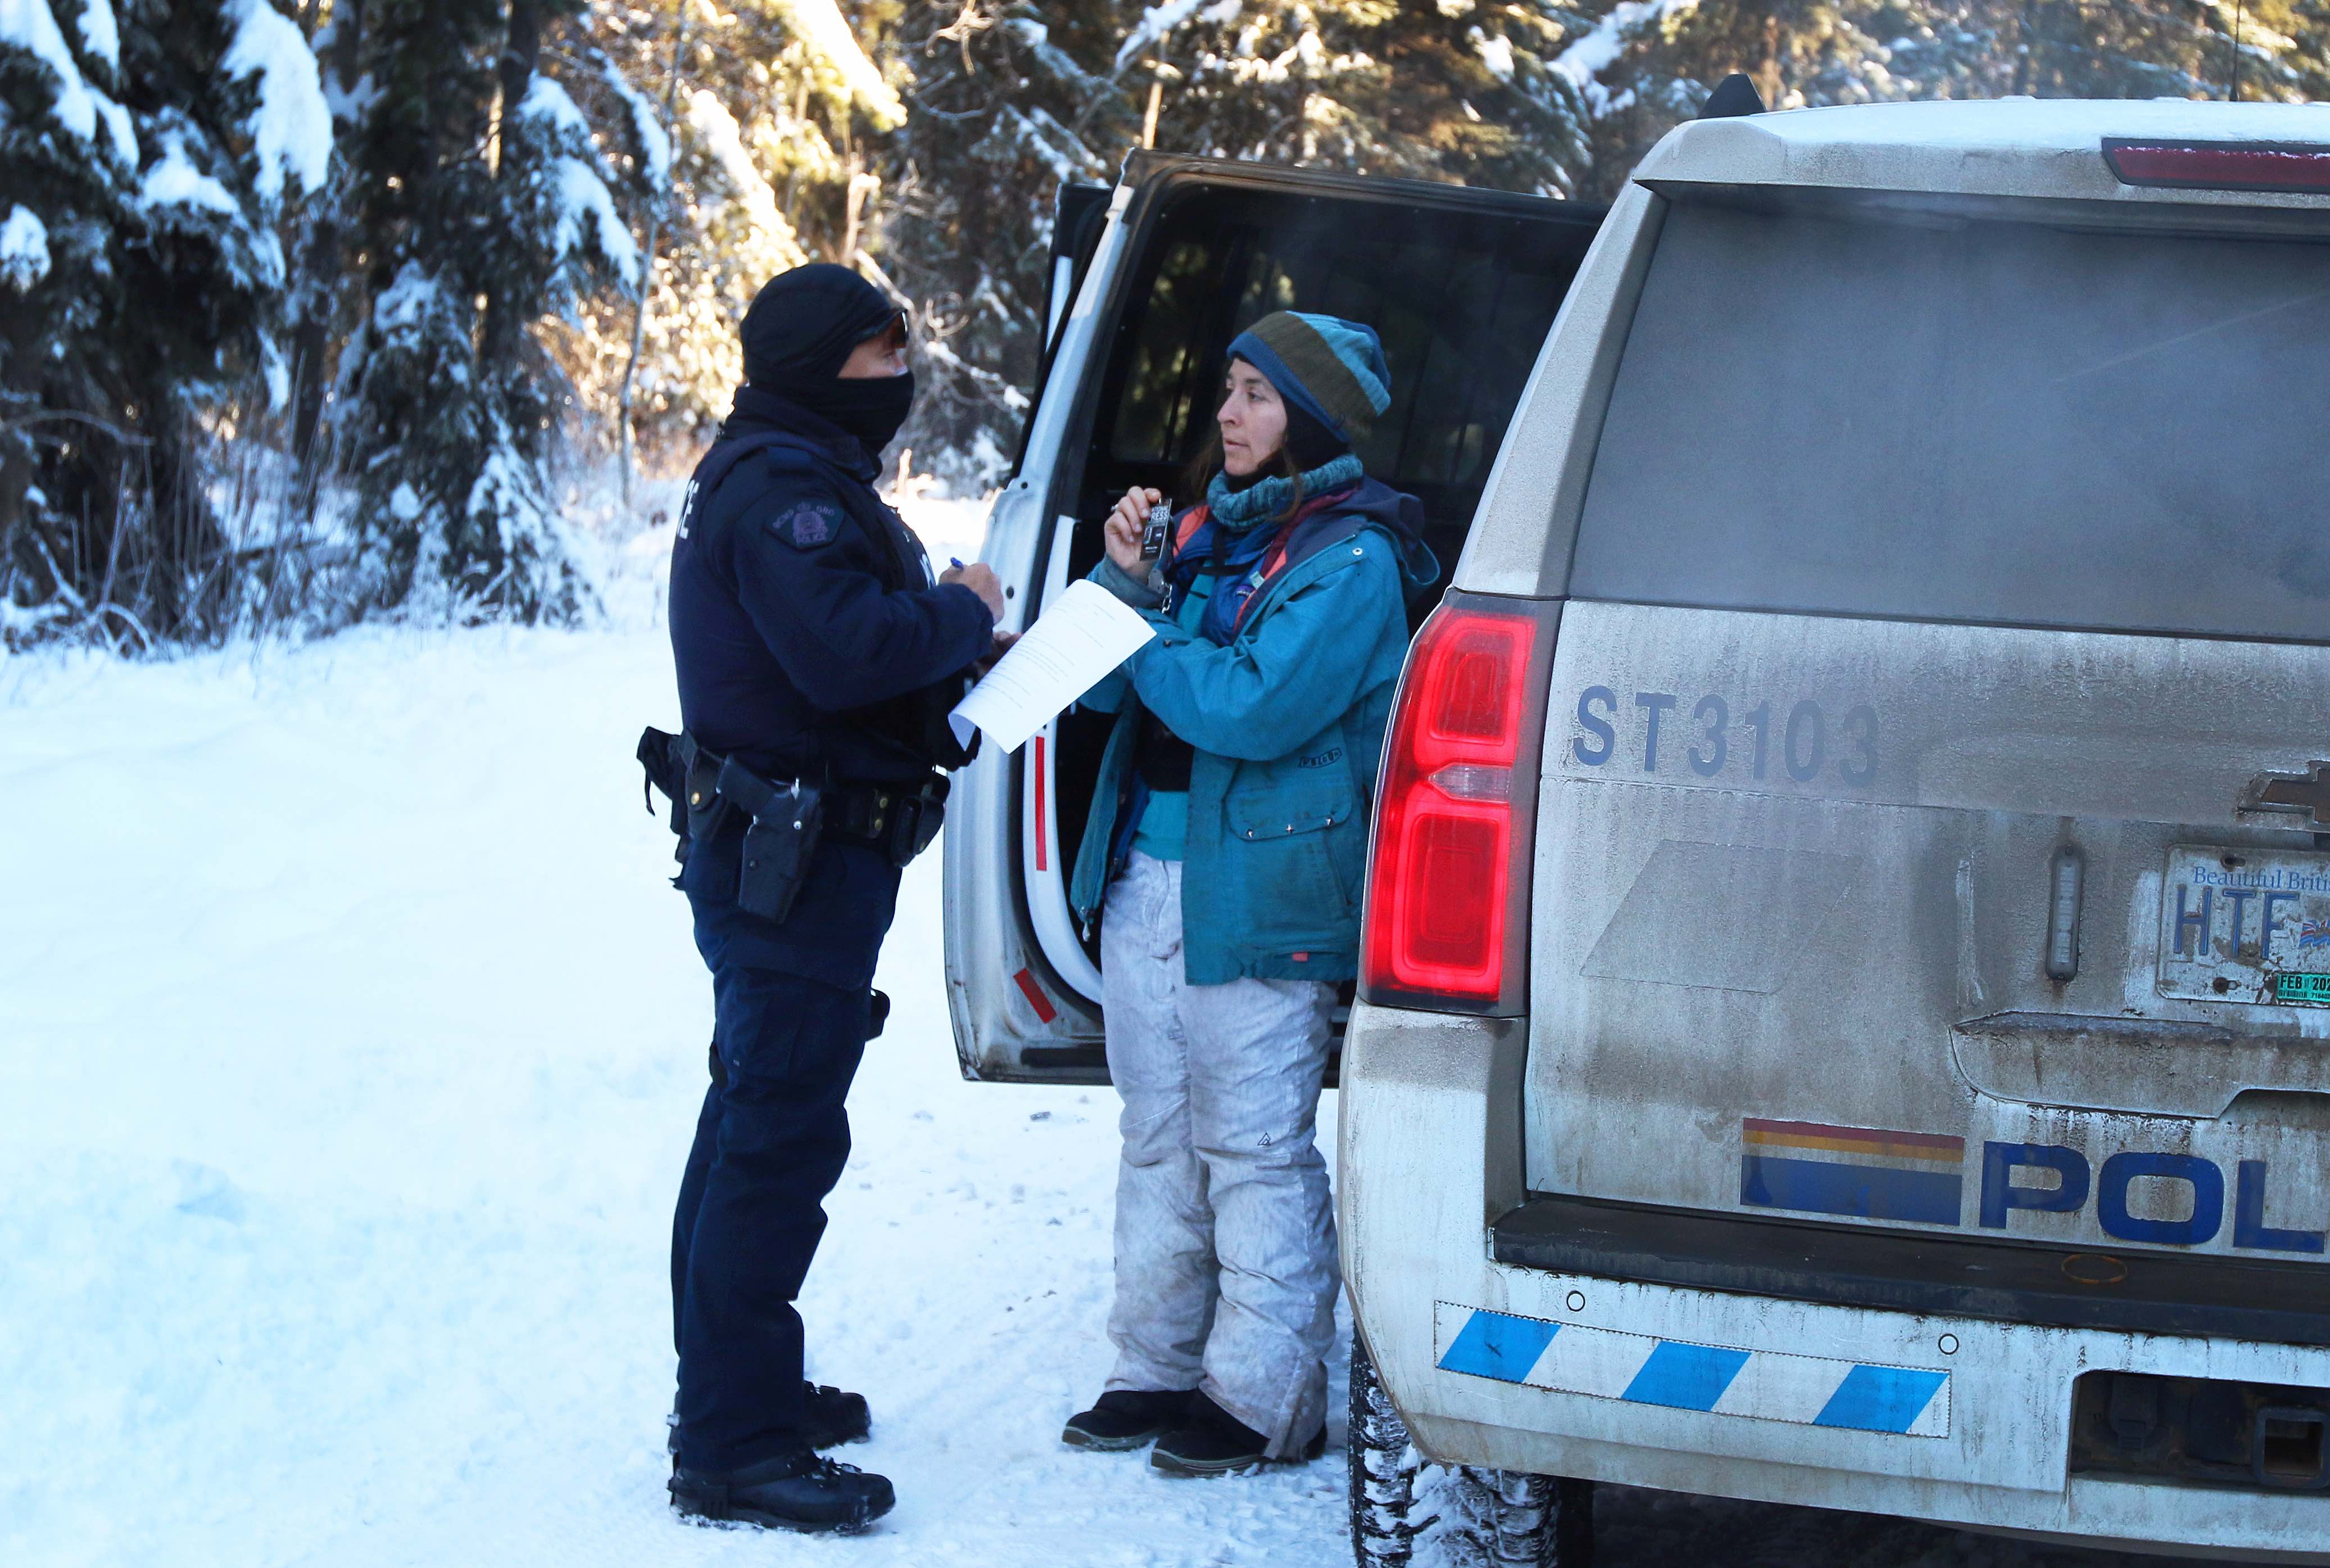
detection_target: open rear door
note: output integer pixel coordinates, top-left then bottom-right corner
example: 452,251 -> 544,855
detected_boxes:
944,152 -> 1603,1082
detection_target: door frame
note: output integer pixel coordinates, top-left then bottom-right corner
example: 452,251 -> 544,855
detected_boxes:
946,151 -> 1605,1084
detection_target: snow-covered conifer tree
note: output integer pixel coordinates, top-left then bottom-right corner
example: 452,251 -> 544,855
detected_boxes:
1,0 -> 139,628
569,0 -> 907,461
1135,0 -> 1593,192
863,0 -> 1599,487
861,2 -> 1127,482
332,0 -> 640,622
1560,0 -> 2330,199
2,0 -> 329,642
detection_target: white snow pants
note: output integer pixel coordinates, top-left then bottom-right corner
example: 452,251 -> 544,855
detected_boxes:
1099,851 -> 1339,1457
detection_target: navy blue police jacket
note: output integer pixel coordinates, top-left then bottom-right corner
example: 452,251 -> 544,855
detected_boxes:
668,388 -> 994,988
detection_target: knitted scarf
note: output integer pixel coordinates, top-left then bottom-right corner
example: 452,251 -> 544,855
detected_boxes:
1203,452 -> 1365,528
1169,452 -> 1368,646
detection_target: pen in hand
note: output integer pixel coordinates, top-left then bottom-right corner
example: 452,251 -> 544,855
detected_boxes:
941,556 -> 1016,643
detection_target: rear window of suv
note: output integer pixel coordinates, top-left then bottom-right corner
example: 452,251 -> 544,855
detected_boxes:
1571,192 -> 2330,641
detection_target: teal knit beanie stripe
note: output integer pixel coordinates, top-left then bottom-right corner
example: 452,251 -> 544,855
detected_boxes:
1227,311 -> 1393,442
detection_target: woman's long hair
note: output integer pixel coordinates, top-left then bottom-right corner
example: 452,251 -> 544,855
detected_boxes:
1177,428 -> 1306,524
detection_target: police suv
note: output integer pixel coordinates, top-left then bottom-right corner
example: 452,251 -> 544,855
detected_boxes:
946,99 -> 2330,1562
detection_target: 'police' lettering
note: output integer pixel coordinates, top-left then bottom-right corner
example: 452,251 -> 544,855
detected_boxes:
2235,1159 -> 2325,1254
1978,1141 -> 2089,1229
2097,1151 -> 2222,1247
1973,1145 -> 2324,1255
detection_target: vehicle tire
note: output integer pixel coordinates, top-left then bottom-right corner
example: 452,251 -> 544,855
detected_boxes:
1350,1339 -> 1425,1566
1348,1343 -> 1595,1568
1471,1467 -> 1594,1568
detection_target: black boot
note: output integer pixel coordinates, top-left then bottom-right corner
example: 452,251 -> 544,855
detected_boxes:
1150,1393 -> 1326,1476
668,1449 -> 895,1534
803,1381 -> 872,1447
668,1382 -> 871,1457
1062,1389 -> 1194,1451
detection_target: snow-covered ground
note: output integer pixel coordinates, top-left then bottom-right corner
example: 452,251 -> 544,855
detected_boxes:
0,493 -> 2235,1568
0,492 -> 1352,1568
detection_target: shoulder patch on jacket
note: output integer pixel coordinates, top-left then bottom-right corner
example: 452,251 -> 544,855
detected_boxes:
770,499 -> 845,549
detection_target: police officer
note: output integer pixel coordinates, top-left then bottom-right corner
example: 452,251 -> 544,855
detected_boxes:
659,264 -> 1003,1533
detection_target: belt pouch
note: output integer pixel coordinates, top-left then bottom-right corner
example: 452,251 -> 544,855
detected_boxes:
879,775 -> 950,867
636,726 -> 687,834
898,795 -> 946,864
737,780 -> 823,922
683,750 -> 728,846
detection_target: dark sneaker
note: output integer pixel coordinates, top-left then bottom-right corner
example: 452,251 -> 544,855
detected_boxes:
1150,1394 -> 1326,1477
668,1450 -> 894,1534
1061,1389 -> 1195,1451
668,1383 -> 871,1457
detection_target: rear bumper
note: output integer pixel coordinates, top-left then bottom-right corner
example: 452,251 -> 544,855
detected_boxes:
1492,1191 -> 2330,1348
1338,1002 -> 2330,1561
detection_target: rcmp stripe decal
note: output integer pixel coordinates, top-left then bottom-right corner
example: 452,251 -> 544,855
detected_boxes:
1433,1302 -> 1950,1437
1739,1118 -> 1966,1226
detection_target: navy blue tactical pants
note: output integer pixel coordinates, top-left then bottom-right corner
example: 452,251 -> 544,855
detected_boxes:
670,892 -> 875,1474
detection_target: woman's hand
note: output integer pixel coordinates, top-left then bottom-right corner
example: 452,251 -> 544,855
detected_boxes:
1103,486 -> 1164,576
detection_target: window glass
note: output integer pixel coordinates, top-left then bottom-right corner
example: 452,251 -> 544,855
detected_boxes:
1109,240 -> 1217,464
1574,199 -> 2330,641
1104,193 -> 1588,506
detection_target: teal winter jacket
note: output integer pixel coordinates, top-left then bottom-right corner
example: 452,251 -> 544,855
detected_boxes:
1068,478 -> 1438,985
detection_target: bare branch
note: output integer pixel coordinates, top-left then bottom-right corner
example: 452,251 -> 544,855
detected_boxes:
0,410 -> 155,447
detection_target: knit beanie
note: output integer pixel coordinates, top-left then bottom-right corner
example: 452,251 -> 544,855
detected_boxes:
1225,311 -> 1393,447
742,263 -> 900,383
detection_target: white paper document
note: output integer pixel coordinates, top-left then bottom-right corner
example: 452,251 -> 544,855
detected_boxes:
949,578 -> 1157,754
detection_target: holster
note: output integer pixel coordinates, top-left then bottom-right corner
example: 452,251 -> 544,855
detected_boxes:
634,728 -> 948,921
714,756 -> 825,923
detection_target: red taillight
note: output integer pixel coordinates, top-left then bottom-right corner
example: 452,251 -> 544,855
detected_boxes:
2103,139 -> 2330,195
1361,594 -> 1556,1013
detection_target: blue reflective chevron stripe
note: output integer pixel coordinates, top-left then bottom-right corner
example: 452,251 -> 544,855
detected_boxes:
1437,1308 -> 1559,1382
1432,1301 -> 1950,1437
1815,1365 -> 1951,1433
1622,1342 -> 1751,1411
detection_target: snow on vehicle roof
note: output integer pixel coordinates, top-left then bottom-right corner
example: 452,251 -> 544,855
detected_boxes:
1639,98 -> 2330,206
1749,97 -> 2330,150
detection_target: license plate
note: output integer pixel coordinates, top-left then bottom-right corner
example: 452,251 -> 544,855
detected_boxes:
2158,845 -> 2330,1005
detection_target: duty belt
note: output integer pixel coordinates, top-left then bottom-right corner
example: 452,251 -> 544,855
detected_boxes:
712,751 -> 946,867
823,776 -> 948,864
636,727 -> 948,872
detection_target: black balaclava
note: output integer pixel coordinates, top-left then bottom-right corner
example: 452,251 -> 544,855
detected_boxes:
740,263 -> 914,456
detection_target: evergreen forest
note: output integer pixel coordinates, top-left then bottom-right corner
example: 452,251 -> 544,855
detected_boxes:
4,0 -> 2323,644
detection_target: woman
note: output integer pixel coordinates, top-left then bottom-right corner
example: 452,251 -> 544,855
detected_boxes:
1059,311 -> 1437,1475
